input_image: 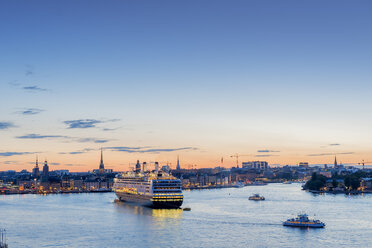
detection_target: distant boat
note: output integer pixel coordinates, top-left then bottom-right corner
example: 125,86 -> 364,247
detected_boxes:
248,193 -> 265,201
283,214 -> 325,228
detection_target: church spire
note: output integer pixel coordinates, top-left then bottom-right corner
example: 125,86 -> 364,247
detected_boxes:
176,155 -> 181,170
334,156 -> 338,168
99,148 -> 104,170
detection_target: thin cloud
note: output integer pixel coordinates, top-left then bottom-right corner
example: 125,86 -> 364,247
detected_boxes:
60,148 -> 95,155
144,148 -> 197,153
16,134 -> 67,139
64,163 -> 85,167
108,119 -> 121,122
321,143 -> 342,148
64,119 -> 102,129
8,81 -> 20,87
16,133 -> 110,144
2,161 -> 18,164
0,122 -> 16,130
60,151 -> 84,155
0,152 -> 34,157
106,146 -> 198,154
307,152 -> 354,157
25,65 -> 34,76
308,153 -> 334,157
77,138 -> 110,143
105,146 -> 143,151
255,154 -> 279,157
16,108 -> 44,115
63,118 -> 121,129
257,150 -> 280,153
8,80 -> 49,92
23,85 -> 48,92
102,127 -> 121,131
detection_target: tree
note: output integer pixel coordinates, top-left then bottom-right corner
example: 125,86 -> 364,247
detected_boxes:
304,173 -> 327,191
332,179 -> 338,188
345,175 -> 360,190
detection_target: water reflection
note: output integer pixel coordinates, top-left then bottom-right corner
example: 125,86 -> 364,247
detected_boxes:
152,209 -> 183,219
113,201 -> 183,219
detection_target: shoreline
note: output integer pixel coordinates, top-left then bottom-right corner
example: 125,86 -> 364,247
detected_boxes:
306,189 -> 372,195
0,189 -> 112,195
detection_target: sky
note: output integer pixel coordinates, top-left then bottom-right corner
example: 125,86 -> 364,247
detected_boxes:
1,0 -> 372,172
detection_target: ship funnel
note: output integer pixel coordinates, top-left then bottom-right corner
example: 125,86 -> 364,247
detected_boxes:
135,160 -> 141,173
142,162 -> 147,172
155,162 -> 159,173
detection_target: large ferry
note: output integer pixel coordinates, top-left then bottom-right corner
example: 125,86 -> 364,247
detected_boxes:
283,214 -> 325,228
113,161 -> 183,208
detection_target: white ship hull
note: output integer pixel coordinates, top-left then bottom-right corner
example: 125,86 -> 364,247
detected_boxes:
113,169 -> 183,209
115,191 -> 183,208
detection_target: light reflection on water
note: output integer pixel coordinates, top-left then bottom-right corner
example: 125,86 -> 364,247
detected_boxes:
114,201 -> 183,221
0,184 -> 371,247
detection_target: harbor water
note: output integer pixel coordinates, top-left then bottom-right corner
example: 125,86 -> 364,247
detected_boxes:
1,184 -> 371,247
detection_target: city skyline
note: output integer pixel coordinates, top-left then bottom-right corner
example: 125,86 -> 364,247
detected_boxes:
1,0 -> 372,171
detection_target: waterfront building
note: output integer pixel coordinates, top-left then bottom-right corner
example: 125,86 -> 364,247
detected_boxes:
361,178 -> 372,191
17,180 -> 35,188
50,182 -> 61,192
61,176 -> 71,189
299,162 -> 309,168
84,180 -> 109,190
242,161 -> 269,170
52,170 -> 69,176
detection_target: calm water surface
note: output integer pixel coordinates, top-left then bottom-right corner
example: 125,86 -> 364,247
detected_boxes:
1,184 -> 371,247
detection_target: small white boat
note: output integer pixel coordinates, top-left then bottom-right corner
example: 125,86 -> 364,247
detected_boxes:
248,193 -> 265,201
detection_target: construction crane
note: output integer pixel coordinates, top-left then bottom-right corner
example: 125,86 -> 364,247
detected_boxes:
358,160 -> 372,170
230,154 -> 251,168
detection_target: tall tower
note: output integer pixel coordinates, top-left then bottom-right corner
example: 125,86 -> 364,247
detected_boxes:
135,160 -> 141,173
42,159 -> 49,177
334,156 -> 338,168
32,156 -> 40,178
99,148 -> 105,171
41,159 -> 49,182
176,156 -> 181,170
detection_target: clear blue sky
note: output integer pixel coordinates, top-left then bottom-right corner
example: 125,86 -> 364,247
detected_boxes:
1,0 -> 372,171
